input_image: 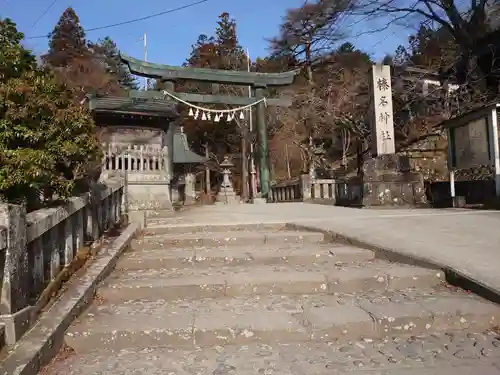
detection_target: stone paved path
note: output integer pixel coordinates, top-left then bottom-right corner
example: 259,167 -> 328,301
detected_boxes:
43,217 -> 500,374
148,203 -> 500,297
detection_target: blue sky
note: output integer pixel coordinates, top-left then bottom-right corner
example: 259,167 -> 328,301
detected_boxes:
1,0 -> 411,67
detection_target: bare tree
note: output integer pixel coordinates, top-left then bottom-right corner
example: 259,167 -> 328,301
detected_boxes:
270,46 -> 372,176
351,0 -> 499,93
269,0 -> 355,82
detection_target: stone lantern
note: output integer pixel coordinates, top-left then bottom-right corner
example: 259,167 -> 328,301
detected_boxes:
310,142 -> 325,180
216,156 -> 240,204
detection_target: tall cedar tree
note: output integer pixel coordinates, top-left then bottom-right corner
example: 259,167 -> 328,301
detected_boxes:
0,18 -> 102,208
214,12 -> 246,71
182,13 -> 246,158
43,7 -> 88,67
90,37 -> 138,90
43,8 -> 122,99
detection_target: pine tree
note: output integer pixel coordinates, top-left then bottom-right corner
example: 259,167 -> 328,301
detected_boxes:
43,7 -> 88,67
214,12 -> 245,70
91,37 -> 138,90
337,42 -> 355,54
186,34 -> 216,68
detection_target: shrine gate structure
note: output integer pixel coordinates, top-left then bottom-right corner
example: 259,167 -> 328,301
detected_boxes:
120,53 -> 299,199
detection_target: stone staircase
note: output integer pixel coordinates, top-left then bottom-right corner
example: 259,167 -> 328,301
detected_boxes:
44,220 -> 500,374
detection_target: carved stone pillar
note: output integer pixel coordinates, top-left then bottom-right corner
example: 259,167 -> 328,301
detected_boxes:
184,173 -> 196,205
0,203 -> 32,345
300,174 -> 312,201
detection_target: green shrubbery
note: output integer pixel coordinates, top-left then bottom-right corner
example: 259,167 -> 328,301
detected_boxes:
0,18 -> 102,208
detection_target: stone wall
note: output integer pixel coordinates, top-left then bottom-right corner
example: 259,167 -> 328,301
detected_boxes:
0,178 -> 124,346
398,133 -> 449,182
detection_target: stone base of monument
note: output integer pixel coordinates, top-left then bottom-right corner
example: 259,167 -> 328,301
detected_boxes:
452,196 -> 466,208
361,154 -> 426,207
253,197 -> 267,204
215,186 -> 241,205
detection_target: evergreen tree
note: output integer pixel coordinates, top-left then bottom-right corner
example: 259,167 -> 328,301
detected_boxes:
214,12 -> 245,70
337,42 -> 355,54
0,18 -> 36,81
0,18 -> 102,207
43,7 -> 88,67
181,13 -> 247,167
185,34 -> 216,68
91,37 -> 138,90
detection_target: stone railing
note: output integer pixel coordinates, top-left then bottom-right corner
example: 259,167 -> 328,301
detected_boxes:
270,175 -> 337,204
310,179 -> 337,201
334,178 -> 363,207
101,143 -> 170,181
269,179 -> 302,202
0,177 -> 125,345
101,142 -> 172,212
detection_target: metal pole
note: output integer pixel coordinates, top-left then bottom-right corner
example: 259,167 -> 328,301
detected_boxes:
247,49 -> 257,197
144,33 -> 148,91
285,143 -> 291,180
490,107 -> 500,197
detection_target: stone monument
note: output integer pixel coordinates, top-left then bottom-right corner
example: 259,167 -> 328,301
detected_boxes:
216,156 -> 240,205
370,64 -> 396,156
361,65 -> 426,206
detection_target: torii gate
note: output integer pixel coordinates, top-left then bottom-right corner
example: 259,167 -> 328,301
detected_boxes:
120,54 -> 299,199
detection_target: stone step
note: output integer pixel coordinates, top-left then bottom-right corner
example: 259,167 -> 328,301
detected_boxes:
65,293 -> 500,353
99,262 -> 444,303
144,223 -> 287,235
40,336 -> 500,375
116,243 -> 375,270
132,230 -> 325,249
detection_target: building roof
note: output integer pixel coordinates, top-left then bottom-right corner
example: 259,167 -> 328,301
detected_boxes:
437,103 -> 500,130
87,94 -> 179,118
173,126 -> 207,164
120,53 -> 300,86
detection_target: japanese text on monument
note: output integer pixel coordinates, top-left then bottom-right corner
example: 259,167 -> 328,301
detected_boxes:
371,65 -> 395,155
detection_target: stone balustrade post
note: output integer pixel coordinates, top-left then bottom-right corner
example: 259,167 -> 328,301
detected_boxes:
313,181 -> 321,199
0,203 -> 32,345
32,237 -> 44,296
300,174 -> 312,201
97,201 -> 103,235
330,181 -> 337,204
184,173 -> 196,205
112,192 -> 118,226
102,196 -> 109,231
64,217 -> 74,267
74,209 -> 84,250
49,228 -> 61,280
86,185 -> 99,242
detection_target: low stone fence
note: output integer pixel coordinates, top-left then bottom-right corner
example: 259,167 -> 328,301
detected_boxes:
101,142 -> 169,177
310,179 -> 337,202
334,179 -> 363,206
101,142 -> 172,211
0,177 -> 125,345
270,176 -> 337,204
269,179 -> 302,202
